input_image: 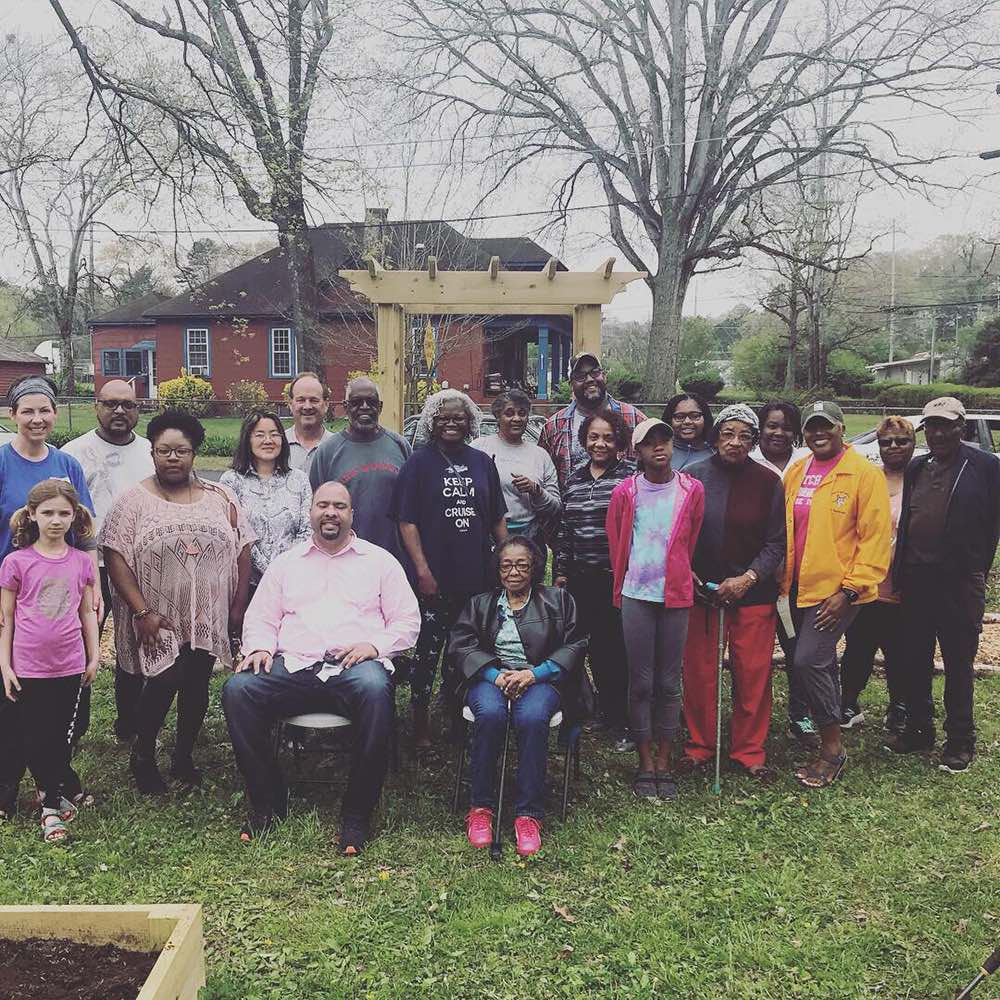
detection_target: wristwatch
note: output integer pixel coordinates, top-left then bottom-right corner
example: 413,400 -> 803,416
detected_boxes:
841,588 -> 860,604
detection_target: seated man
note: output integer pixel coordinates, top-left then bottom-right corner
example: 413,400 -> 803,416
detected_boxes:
222,482 -> 420,855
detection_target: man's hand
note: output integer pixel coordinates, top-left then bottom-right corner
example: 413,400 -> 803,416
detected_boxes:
416,568 -> 439,597
511,474 -> 540,497
815,591 -> 850,631
1,663 -> 20,702
334,642 -> 379,669
135,612 -> 170,654
82,660 -> 99,688
239,649 -> 273,674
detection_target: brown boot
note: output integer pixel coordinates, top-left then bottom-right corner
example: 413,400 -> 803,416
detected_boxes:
412,705 -> 432,749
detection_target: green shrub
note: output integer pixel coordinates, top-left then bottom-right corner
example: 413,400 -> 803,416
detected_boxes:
604,360 -> 644,402
715,387 -> 760,405
158,370 -> 215,416
680,365 -> 724,400
827,349 -> 875,397
874,381 -> 1000,409
552,380 -> 572,403
226,379 -> 268,418
200,433 -> 240,457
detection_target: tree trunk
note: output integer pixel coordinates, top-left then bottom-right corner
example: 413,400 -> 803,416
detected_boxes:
644,239 -> 688,399
784,289 -> 799,393
58,312 -> 76,396
277,223 -> 323,376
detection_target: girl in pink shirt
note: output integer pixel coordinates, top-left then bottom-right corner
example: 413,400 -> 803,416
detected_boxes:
0,480 -> 99,843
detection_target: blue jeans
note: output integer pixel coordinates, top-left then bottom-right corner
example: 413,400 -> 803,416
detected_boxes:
221,656 -> 393,824
465,679 -> 560,820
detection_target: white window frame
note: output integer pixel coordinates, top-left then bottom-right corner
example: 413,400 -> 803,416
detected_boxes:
269,327 -> 295,378
185,328 -> 210,377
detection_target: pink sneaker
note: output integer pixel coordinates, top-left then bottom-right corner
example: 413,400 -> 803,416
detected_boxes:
465,807 -> 493,848
514,815 -> 542,856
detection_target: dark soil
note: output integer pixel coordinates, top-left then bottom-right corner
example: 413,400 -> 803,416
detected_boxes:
0,937 -> 159,1000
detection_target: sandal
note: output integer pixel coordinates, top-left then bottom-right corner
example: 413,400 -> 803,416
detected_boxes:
654,771 -> 678,801
632,770 -> 658,799
40,808 -> 69,843
796,752 -> 847,788
36,791 -> 79,823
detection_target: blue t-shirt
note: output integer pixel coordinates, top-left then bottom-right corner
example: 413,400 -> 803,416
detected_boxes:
622,474 -> 679,602
390,443 -> 507,597
0,444 -> 95,563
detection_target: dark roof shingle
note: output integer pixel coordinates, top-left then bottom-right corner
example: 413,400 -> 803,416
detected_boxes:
0,341 -> 47,365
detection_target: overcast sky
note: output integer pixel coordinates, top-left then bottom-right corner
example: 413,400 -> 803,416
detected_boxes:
5,0 -> 1000,325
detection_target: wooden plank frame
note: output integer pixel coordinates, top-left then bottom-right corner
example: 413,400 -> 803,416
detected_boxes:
339,262 -> 646,431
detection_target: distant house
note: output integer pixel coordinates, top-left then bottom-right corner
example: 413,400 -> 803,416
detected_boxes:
87,215 -> 571,404
33,339 -> 96,380
0,342 -> 48,396
868,351 -> 957,385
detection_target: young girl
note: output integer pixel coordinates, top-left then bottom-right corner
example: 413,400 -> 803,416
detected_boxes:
0,479 -> 99,842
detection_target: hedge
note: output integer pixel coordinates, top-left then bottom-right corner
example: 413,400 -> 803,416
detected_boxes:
48,428 -> 240,457
874,381 -> 1000,409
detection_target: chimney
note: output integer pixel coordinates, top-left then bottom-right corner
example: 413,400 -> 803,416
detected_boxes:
364,207 -> 389,255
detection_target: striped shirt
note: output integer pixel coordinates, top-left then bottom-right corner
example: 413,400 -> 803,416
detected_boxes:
553,457 -> 635,578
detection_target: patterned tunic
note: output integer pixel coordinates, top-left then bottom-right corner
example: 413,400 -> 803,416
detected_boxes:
100,483 -> 256,677
219,467 -> 312,582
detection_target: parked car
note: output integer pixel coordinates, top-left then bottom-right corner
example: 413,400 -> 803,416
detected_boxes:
849,413 -> 1000,462
403,413 -> 547,449
0,420 -> 14,446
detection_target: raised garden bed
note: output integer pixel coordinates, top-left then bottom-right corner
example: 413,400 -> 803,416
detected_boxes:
0,905 -> 204,1000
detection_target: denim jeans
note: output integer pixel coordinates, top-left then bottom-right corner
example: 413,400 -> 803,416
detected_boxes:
466,679 -> 560,820
222,656 -> 393,824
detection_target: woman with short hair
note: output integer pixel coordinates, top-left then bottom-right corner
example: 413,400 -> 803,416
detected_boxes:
450,537 -> 589,856
661,392 -> 714,471
221,409 -> 312,591
102,409 -> 255,793
392,389 -> 508,747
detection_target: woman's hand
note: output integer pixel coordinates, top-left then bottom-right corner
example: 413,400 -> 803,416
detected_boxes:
416,568 -> 440,597
82,660 -> 99,688
1,663 -> 20,702
135,612 -> 170,654
228,605 -> 245,642
715,573 -> 754,605
503,669 -> 536,699
815,591 -> 850,631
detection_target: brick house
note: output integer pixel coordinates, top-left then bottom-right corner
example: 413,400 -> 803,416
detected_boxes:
88,216 -> 574,406
0,342 -> 49,396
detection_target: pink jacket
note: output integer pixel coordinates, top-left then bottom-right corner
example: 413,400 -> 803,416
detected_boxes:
606,472 -> 705,609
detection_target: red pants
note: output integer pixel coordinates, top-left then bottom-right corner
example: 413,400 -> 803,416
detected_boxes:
683,603 -> 776,768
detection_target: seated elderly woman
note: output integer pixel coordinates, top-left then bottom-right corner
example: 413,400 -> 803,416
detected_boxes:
448,537 -> 589,857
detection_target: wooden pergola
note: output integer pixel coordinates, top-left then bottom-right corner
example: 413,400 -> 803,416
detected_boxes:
339,256 -> 646,430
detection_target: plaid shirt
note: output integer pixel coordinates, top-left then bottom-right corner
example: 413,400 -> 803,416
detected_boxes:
538,396 -> 647,490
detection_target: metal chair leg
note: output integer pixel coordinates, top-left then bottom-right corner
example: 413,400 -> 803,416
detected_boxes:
561,741 -> 572,823
452,720 -> 467,813
272,721 -> 284,764
391,704 -> 400,773
574,739 -> 581,780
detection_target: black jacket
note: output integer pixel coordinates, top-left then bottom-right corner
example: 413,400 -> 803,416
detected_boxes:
893,442 -> 1000,586
447,585 -> 594,724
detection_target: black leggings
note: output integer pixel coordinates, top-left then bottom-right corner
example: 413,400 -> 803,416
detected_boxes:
133,645 -> 215,761
19,675 -> 85,810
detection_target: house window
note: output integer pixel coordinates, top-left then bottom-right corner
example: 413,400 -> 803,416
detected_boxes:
101,349 -> 123,376
269,327 -> 295,378
185,328 -> 210,377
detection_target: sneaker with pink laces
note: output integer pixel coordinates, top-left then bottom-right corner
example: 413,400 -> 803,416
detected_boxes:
465,807 -> 493,848
514,815 -> 542,856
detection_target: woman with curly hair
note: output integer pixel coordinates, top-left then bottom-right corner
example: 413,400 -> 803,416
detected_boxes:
662,392 -> 715,471
391,389 -> 508,747
101,409 -> 255,794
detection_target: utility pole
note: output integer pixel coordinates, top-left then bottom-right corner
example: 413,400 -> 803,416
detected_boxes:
88,222 -> 96,315
888,221 -> 896,363
929,313 -> 937,384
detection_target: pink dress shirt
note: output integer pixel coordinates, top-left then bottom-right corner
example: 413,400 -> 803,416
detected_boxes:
241,533 -> 420,674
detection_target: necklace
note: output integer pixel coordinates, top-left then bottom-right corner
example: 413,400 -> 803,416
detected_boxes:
153,475 -> 195,505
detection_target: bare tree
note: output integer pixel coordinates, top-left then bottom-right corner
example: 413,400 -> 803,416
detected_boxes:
0,35 -> 165,394
47,0 -> 360,373
394,0 -> 1000,396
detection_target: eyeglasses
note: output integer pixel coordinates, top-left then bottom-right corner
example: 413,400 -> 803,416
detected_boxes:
347,398 -> 379,410
672,412 -> 704,423
98,400 -> 138,412
499,560 -> 533,573
250,430 -> 283,441
153,445 -> 194,458
432,415 -> 466,425
718,430 -> 754,444
572,367 -> 604,382
878,437 -> 913,448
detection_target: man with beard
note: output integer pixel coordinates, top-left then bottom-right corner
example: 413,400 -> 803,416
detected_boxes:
309,377 -> 411,562
222,482 -> 420,854
62,379 -> 154,742
539,352 -> 646,489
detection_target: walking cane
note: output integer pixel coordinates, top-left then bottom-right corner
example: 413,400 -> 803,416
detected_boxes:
712,600 -> 726,796
490,699 -> 513,862
956,945 -> 1000,999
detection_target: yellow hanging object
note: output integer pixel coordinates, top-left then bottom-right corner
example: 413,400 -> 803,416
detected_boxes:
423,321 -> 436,371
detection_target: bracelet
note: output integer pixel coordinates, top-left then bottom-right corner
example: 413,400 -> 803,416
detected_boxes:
132,608 -> 153,623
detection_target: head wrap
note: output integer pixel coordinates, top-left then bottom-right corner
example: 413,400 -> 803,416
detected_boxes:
715,403 -> 759,431
8,376 -> 56,410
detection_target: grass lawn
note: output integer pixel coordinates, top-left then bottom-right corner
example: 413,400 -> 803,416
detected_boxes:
0,665 -> 996,998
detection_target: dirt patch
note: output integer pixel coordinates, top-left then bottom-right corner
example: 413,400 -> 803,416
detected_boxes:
0,937 -> 159,1000
977,622 -> 1000,666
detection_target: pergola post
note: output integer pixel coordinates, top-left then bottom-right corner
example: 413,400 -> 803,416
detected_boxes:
536,326 -> 549,400
573,305 -> 602,358
376,303 -> 406,432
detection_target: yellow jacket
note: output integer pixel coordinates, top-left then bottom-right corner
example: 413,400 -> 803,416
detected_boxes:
782,444 -> 891,608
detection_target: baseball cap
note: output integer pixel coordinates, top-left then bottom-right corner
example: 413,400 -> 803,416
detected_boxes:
802,400 -> 845,429
921,396 -> 965,421
632,417 -> 673,448
570,352 -> 601,375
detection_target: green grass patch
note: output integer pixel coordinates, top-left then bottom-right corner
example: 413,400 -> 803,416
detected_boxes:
0,668 -> 996,998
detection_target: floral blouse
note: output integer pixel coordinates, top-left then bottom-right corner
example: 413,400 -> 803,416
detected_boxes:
219,467 -> 312,582
100,482 -> 256,677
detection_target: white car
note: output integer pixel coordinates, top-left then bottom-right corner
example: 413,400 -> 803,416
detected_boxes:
849,413 -> 1000,463
0,420 -> 14,446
